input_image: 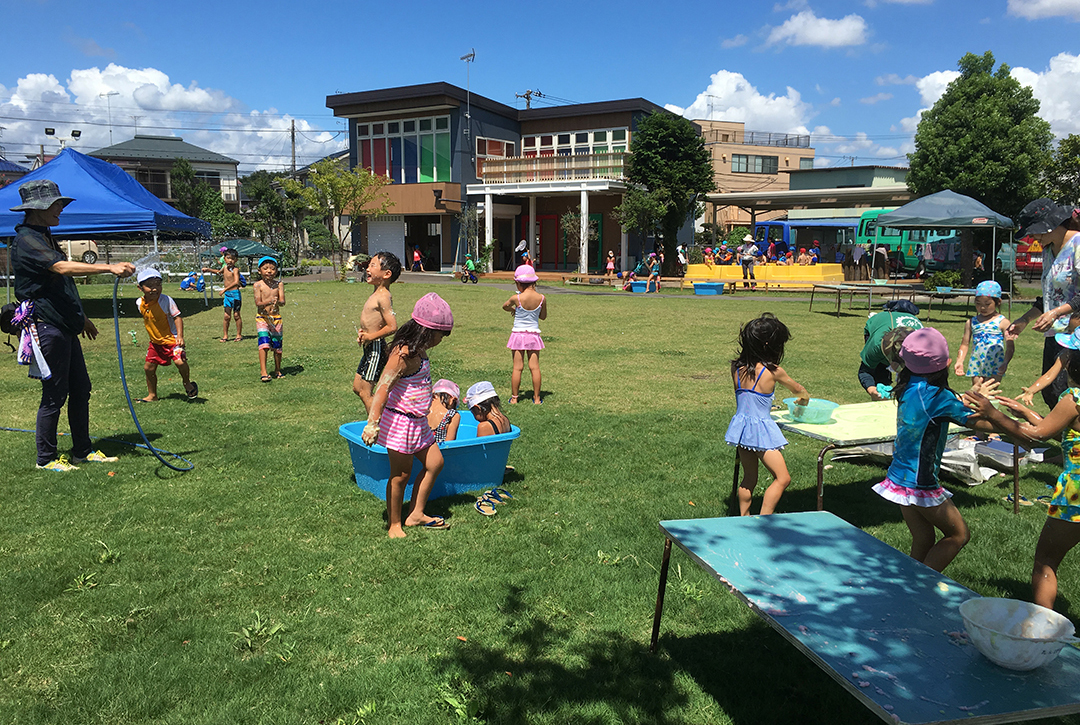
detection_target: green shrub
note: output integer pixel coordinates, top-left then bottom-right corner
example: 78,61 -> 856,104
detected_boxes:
923,270 -> 962,291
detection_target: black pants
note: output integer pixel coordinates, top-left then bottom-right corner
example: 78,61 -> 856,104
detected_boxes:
1043,335 -> 1070,410
742,260 -> 756,288
35,324 -> 93,465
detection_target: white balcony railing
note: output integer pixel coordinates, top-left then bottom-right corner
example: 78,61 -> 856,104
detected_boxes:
478,151 -> 627,184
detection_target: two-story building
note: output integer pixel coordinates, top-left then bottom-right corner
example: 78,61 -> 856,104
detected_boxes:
696,119 -> 816,233
326,82 -> 671,273
89,135 -> 240,214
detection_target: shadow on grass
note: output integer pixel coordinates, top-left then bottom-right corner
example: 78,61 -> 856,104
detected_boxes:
439,584 -> 693,724
279,364 -> 305,376
663,627 -> 882,725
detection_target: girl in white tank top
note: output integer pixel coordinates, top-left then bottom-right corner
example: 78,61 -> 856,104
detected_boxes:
503,265 -> 548,404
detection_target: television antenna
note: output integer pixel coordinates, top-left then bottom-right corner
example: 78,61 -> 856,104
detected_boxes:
461,49 -> 475,144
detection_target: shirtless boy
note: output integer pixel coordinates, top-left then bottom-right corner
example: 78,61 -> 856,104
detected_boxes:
353,251 -> 402,413
253,256 -> 285,381
202,248 -> 243,341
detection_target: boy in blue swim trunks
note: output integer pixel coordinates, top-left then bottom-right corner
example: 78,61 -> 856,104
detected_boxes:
202,248 -> 243,342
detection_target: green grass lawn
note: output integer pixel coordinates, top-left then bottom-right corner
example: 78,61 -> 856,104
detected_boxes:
0,281 -> 1076,724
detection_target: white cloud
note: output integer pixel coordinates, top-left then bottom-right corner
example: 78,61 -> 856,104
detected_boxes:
0,64 -> 345,173
765,10 -> 868,48
721,34 -> 748,49
666,70 -> 813,133
865,0 -> 932,6
830,97 -> 842,106
876,73 -> 918,86
1008,0 -> 1080,20
860,92 -> 893,104
773,0 -> 809,11
1012,52 -> 1080,135
811,125 -> 900,163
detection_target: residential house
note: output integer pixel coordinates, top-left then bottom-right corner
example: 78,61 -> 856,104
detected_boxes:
0,158 -> 30,188
326,82 -> 672,273
89,135 -> 240,213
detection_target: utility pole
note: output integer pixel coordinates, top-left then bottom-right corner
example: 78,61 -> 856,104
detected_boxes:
131,115 -> 142,135
515,89 -> 543,109
100,91 -> 119,145
291,119 -> 296,179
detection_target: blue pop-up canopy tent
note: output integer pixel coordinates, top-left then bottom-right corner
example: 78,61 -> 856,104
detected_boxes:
0,148 -> 210,238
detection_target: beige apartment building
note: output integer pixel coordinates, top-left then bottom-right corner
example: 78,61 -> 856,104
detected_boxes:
695,119 -> 816,231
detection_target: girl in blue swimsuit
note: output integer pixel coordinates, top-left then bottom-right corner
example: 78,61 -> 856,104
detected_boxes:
724,313 -> 809,516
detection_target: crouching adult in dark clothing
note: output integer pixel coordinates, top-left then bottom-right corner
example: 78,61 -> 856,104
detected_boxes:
10,179 -> 135,471
858,300 -> 923,400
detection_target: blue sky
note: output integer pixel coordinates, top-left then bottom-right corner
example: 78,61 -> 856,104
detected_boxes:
2,0 -> 1079,174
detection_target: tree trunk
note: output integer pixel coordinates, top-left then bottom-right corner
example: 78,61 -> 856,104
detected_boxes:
960,229 -> 974,288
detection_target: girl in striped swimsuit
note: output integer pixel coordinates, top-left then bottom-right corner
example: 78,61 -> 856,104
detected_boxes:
362,293 -> 454,537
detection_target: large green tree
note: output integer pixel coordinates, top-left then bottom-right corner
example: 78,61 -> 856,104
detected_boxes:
281,159 -> 393,273
624,112 -> 714,275
1043,134 -> 1080,206
907,51 -> 1053,219
170,158 -> 250,239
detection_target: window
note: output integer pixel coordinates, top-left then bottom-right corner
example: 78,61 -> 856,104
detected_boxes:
557,134 -> 570,145
427,222 -> 440,236
358,115 -> 452,183
133,168 -> 169,198
594,131 -> 606,142
731,154 -> 779,174
575,132 -> 588,144
521,127 -> 629,156
799,157 -> 814,170
195,169 -> 221,191
476,136 -> 514,161
612,129 -> 626,142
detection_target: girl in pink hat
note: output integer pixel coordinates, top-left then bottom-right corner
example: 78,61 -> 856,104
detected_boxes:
362,292 -> 454,536
503,264 -> 547,404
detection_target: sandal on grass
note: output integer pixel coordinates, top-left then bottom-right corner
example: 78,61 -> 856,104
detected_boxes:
261,375 -> 272,383
485,487 -> 513,503
509,395 -> 518,404
185,381 -> 199,399
475,498 -> 497,516
1005,493 -> 1034,506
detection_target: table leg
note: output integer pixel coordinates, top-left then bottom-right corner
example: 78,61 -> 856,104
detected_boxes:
649,537 -> 673,653
1013,443 -> 1020,515
836,289 -> 841,317
817,444 -> 838,511
809,286 -> 816,313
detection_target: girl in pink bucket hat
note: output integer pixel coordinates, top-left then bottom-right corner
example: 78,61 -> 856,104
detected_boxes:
873,327 -> 1022,572
362,292 -> 454,536
503,265 -> 548,404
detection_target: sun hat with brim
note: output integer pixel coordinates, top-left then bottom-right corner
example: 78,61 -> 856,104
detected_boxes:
136,268 -> 162,284
1055,328 -> 1080,350
514,264 -> 539,283
257,256 -> 278,268
1016,198 -> 1075,239
900,327 -> 950,375
411,292 -> 453,331
975,280 -> 1002,299
743,234 -> 754,243
10,179 -> 74,212
432,379 -> 460,399
465,381 -> 498,408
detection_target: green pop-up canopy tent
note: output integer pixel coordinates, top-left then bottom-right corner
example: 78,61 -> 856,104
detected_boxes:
200,239 -> 280,260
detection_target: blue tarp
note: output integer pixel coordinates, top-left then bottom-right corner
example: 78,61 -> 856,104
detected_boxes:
0,148 -> 210,238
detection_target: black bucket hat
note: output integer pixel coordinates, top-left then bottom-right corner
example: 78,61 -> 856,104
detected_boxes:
1015,198 -> 1074,239
9,179 -> 75,212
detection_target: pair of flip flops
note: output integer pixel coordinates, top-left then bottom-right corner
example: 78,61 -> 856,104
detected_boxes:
1004,493 -> 1034,507
475,487 -> 513,516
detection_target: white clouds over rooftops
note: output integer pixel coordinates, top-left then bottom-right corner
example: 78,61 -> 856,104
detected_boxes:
1007,0 -> 1080,20
665,70 -> 812,134
0,64 -> 346,174
765,10 -> 869,48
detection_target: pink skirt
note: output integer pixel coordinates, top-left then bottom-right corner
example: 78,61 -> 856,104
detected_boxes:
378,408 -> 435,455
507,331 -> 544,351
872,478 -> 952,507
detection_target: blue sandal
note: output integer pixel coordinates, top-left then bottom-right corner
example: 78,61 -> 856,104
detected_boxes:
485,487 -> 513,503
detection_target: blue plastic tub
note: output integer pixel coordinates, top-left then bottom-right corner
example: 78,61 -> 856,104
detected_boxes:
340,417 -> 521,500
630,280 -> 657,293
782,397 -> 839,424
694,282 -> 724,296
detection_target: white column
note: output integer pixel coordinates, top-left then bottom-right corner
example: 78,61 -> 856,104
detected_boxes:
620,227 -> 628,275
529,195 -> 537,262
579,188 -> 589,274
484,193 -> 494,273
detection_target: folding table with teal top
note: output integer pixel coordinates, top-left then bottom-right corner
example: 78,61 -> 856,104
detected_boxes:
766,400 -> 1023,515
649,511 -> 1080,724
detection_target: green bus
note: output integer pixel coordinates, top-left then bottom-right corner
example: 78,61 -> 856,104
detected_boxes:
856,209 -> 960,277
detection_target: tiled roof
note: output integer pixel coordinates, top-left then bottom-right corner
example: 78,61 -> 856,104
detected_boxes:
89,135 -> 238,165
0,158 -> 29,174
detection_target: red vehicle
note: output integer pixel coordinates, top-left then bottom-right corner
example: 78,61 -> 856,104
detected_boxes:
999,238 -> 1043,279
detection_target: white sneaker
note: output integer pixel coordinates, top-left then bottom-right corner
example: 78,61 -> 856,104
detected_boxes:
37,456 -> 79,472
71,450 -> 118,464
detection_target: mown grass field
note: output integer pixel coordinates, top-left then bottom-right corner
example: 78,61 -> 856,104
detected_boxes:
0,279 -> 1076,724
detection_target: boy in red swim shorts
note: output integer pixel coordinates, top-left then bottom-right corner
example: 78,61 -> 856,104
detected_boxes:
136,268 -> 198,402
